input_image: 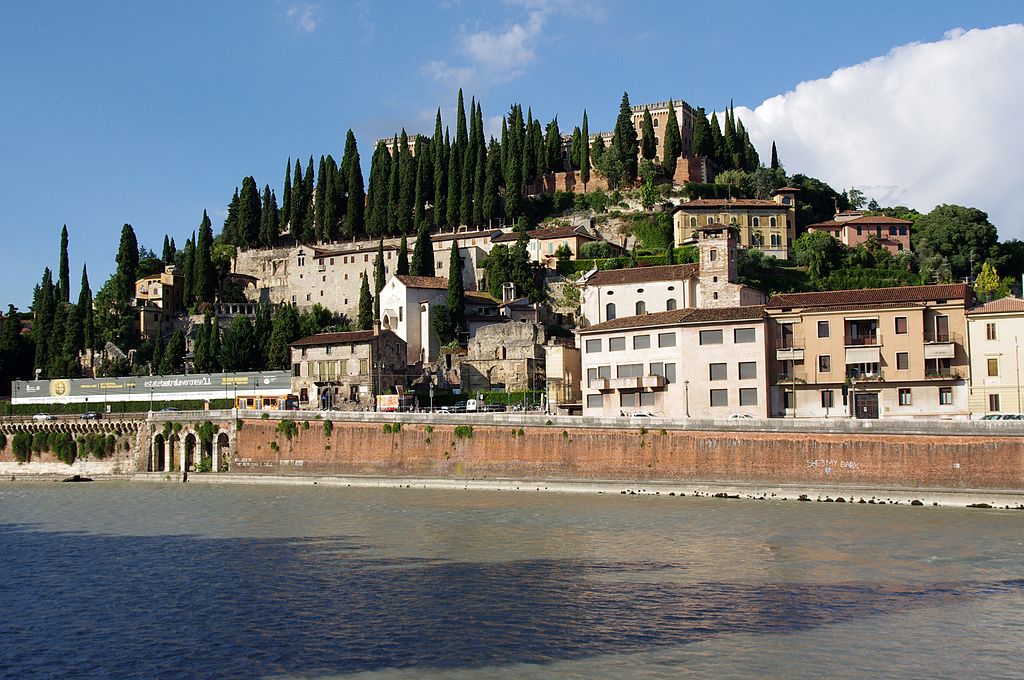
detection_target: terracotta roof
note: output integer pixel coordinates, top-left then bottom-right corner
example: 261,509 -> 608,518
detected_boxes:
806,220 -> 842,229
430,229 -> 503,243
766,284 -> 970,309
395,275 -> 448,289
290,330 -> 392,347
580,306 -> 765,333
968,297 -> 1024,315
491,225 -> 595,243
586,263 -> 698,286
677,198 -> 788,209
845,215 -> 912,225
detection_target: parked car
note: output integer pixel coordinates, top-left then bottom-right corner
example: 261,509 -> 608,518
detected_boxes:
483,403 -> 506,412
982,413 -> 1024,420
629,411 -> 655,418
159,407 -> 179,412
80,411 -> 101,420
728,413 -> 754,419
32,413 -> 54,421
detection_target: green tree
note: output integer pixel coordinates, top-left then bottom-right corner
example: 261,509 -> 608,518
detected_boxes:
505,104 -> 525,221
161,329 -> 185,374
569,126 -> 582,170
301,157 -> 315,241
411,221 -> 433,277
793,230 -> 847,281
253,303 -> 273,369
77,264 -> 94,350
596,144 -> 626,189
267,303 -> 301,369
181,236 -> 196,310
357,272 -> 373,330
974,261 -> 1001,301
913,204 -> 999,280
433,115 -> 448,227
260,184 -> 279,247
709,112 -> 725,167
58,225 -> 70,302
484,244 -> 511,299
447,244 -> 466,333
397,129 -> 415,234
446,139 -> 461,227
611,92 -> 638,184
281,157 -> 292,233
289,158 -> 306,241
545,116 -> 562,172
206,316 -> 220,372
373,239 -> 386,319
195,210 -> 215,305
770,141 -> 780,170
114,224 -> 139,307
151,327 -> 164,372
219,316 -> 255,371
396,233 -> 410,275
237,176 -> 262,248
162,235 -> 174,264
192,315 -> 210,373
660,100 -> 681,178
343,131 -> 365,237
640,108 -> 656,161
482,141 -> 500,226
581,110 -> 591,189
366,141 -> 391,237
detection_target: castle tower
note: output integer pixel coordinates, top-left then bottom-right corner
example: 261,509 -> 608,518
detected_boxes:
697,224 -> 740,308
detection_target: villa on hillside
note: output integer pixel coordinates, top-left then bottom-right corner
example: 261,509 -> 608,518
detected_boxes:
806,210 -> 912,253
672,188 -> 799,259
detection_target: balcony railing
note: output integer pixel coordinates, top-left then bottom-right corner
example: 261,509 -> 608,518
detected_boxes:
775,335 -> 804,350
775,373 -> 806,385
924,369 -> 963,380
924,331 -> 962,344
847,370 -> 884,382
844,334 -> 881,346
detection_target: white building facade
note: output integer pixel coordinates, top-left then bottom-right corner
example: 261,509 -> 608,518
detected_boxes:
966,297 -> 1024,416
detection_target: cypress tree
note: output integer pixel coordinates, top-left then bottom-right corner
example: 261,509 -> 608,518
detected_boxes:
195,210 -> 215,305
723,104 -> 738,169
446,244 -> 465,333
314,155 -> 328,241
260,184 -> 279,247
396,234 -> 409,276
253,303 -> 272,369
192,316 -> 209,374
411,220 -> 433,277
219,317 -> 257,372
301,157 -> 315,241
366,141 -> 391,237
690,106 -> 712,158
663,100 -> 684,178
238,176 -> 262,248
500,117 -> 509,177
357,272 -> 373,330
460,142 -> 473,228
640,108 -> 657,161
290,158 -> 304,238
169,237 -> 176,257
151,327 -> 164,373
345,134 -> 366,238
581,110 -> 590,189
57,302 -> 81,377
455,89 -> 468,155
734,118 -> 748,170
33,268 -> 55,374
397,130 -> 415,234
77,264 -> 94,350
771,141 -> 780,170
472,143 -> 486,227
161,329 -> 185,375
162,235 -> 174,264
386,135 -> 400,234
446,140 -> 461,227
611,92 -> 639,184
709,112 -> 725,167
281,157 -> 292,232
322,156 -> 340,241
207,317 -> 220,372
267,303 -> 300,369
590,135 -> 605,166
544,117 -> 561,172
115,224 -> 139,306
182,236 -> 196,311
522,108 -> 536,184
569,126 -> 582,170
373,239 -> 385,319
482,141 -> 500,225
224,188 -> 240,244
505,104 -> 524,221
413,137 -> 428,229
741,124 -> 759,170
432,113 -> 446,227
58,225 -> 70,302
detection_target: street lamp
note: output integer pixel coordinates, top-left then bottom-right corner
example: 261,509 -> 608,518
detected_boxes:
429,384 -> 434,413
684,379 -> 690,418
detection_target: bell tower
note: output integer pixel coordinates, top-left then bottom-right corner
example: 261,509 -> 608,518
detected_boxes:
697,224 -> 740,308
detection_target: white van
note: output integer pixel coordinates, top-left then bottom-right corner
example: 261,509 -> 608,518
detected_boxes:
466,399 -> 479,412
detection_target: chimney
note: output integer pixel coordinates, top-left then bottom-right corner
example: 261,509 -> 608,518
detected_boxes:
373,319 -> 381,336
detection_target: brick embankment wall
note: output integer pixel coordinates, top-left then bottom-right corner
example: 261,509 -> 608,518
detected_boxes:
233,420 -> 1024,490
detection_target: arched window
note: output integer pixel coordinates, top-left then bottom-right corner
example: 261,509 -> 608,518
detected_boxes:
769,216 -> 777,227
666,298 -> 677,311
636,301 -> 646,315
770,234 -> 781,247
752,217 -> 760,227
707,216 -> 714,225
606,303 -> 616,321
689,217 -> 697,227
753,232 -> 764,247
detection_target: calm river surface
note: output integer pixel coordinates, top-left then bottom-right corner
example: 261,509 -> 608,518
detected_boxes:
0,482 -> 1022,679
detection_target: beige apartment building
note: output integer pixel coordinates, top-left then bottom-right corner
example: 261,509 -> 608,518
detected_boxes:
966,297 -> 1024,416
289,328 -> 407,409
673,188 -> 799,259
578,306 -> 769,419
765,284 -> 972,419
490,225 -> 600,267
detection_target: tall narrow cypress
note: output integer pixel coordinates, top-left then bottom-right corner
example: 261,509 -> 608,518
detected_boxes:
472,143 -> 485,227
238,176 -> 262,248
581,110 -> 590,189
345,135 -> 366,238
289,158 -> 304,238
357,273 -> 373,330
195,210 -> 214,305
411,220 -> 433,277
611,92 -> 639,184
709,112 -> 725,167
397,130 -> 415,234
640,108 -> 656,160
372,240 -> 385,319
223,188 -> 240,244
664,100 -> 683,177
162,235 -> 174,264
544,117 -> 562,172
58,225 -> 70,302
446,244 -> 465,333
182,236 -> 196,311
115,224 -> 139,306
413,137 -> 428,229
771,141 -> 780,170
281,157 -> 292,232
314,155 -> 328,241
260,185 -> 279,247
77,264 -> 93,350
446,140 -> 461,227
396,234 -> 409,275
366,141 -> 391,237
388,135 -> 400,234
455,89 -> 468,155
482,141 -> 500,225
301,157 -> 315,241
689,106 -> 712,158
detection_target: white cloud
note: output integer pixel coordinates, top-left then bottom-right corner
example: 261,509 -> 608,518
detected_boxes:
286,3 -> 319,33
733,24 -> 1024,238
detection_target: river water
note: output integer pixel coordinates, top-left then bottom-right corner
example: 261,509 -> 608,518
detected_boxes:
0,482 -> 1021,679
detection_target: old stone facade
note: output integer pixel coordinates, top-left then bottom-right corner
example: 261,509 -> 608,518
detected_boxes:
459,321 -> 547,394
289,329 -> 407,409
134,265 -> 185,339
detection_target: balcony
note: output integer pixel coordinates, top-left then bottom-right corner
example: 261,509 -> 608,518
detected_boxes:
924,369 -> 963,380
924,331 -> 960,359
775,372 -> 806,385
605,375 -> 667,390
844,333 -> 881,347
775,335 -> 804,361
846,369 -> 884,382
845,344 -> 881,364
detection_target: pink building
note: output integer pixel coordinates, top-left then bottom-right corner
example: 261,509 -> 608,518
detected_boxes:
806,211 -> 912,253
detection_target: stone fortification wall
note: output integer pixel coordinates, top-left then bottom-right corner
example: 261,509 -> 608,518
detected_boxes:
233,419 -> 1024,490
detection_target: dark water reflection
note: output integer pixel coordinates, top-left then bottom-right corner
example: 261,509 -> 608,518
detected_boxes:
1,522 -> 1021,679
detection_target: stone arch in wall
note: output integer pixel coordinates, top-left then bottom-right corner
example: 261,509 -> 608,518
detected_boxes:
152,433 -> 166,472
166,433 -> 180,471
216,432 -> 231,472
183,433 -> 197,472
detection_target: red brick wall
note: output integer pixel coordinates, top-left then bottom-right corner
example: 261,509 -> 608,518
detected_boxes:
234,420 -> 1024,490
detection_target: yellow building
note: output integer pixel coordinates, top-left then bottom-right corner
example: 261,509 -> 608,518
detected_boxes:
134,266 -> 185,339
673,188 -> 799,259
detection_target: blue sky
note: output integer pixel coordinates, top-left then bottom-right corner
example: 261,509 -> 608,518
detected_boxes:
1,1 -> 1022,309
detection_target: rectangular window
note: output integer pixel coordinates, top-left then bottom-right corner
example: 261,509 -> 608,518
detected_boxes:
664,363 -> 676,384
738,361 -> 757,380
818,355 -> 831,373
657,332 -> 676,348
620,392 -> 637,407
821,390 -> 834,408
817,320 -> 830,338
633,335 -> 651,350
709,363 -> 728,381
617,364 -> 643,378
359,359 -> 368,375
292,363 -> 301,377
639,392 -> 656,407
609,337 -> 626,352
587,368 -> 598,387
739,388 -> 758,406
898,388 -> 912,406
700,330 -> 723,345
895,316 -> 908,335
989,393 -> 1000,412
585,338 -> 602,353
896,352 -> 909,370
734,328 -> 756,343
986,323 -> 997,341
939,387 -> 953,406
586,394 -> 603,408
988,358 -> 999,377
709,389 -> 728,407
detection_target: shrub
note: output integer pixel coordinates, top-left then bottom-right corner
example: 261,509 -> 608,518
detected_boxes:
12,432 -> 32,462
260,412 -> 269,420
302,421 -> 310,430
236,419 -> 244,430
104,434 -> 116,456
383,423 -> 402,434
32,431 -> 51,454
197,421 -> 217,446
323,420 -> 334,438
561,430 -> 570,441
579,240 -> 616,259
453,425 -> 473,439
195,455 -> 212,473
276,419 -> 298,441
52,432 -> 76,465
0,433 -> 7,451
269,441 -> 279,452
424,425 -> 433,434
517,428 -> 524,437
